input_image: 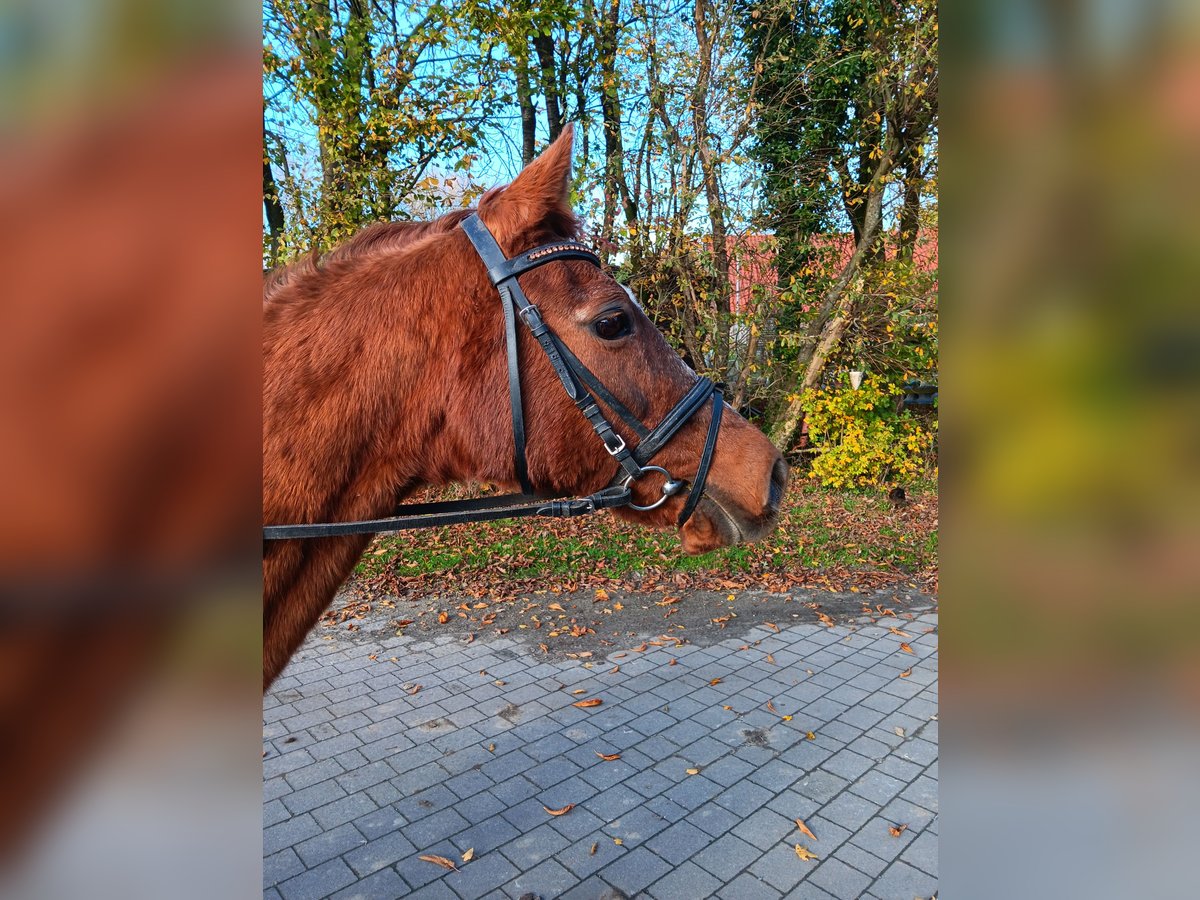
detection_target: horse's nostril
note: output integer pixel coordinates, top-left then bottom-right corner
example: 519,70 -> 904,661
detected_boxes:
768,457 -> 788,512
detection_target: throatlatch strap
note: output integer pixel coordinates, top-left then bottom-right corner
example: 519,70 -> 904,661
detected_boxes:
500,285 -> 533,494
677,391 -> 724,526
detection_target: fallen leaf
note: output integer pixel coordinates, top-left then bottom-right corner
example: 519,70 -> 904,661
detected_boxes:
368,654 -> 377,661
407,684 -> 422,695
709,678 -> 722,686
595,752 -> 621,762
766,700 -> 778,713
894,726 -> 906,737
766,654 -> 776,665
668,658 -> 678,666
805,731 -> 816,740
487,743 -> 495,752
595,589 -> 609,601
889,626 -> 912,638
461,848 -> 475,863
573,698 -> 603,708
613,838 -> 623,845
609,665 -> 620,674
794,844 -> 819,861
544,803 -> 574,816
781,715 -> 793,721
796,819 -> 817,841
889,823 -> 909,837
685,768 -> 700,775
899,668 -> 913,678
900,642 -> 914,654
589,842 -> 598,855
494,680 -> 506,686
572,689 -> 586,695
548,602 -> 565,611
437,611 -> 449,624
464,633 -> 475,644
765,622 -> 780,632
419,854 -> 457,871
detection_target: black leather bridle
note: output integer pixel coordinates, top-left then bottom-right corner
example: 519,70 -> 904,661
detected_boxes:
263,214 -> 723,540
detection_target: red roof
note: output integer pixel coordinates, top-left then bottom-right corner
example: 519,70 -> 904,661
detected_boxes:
725,230 -> 938,313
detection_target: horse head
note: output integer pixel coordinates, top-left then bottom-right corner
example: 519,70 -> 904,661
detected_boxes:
458,126 -> 787,553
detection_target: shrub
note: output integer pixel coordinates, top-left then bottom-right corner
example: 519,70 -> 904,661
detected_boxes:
799,375 -> 935,489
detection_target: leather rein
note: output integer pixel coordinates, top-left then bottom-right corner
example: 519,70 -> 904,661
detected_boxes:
263,214 -> 723,540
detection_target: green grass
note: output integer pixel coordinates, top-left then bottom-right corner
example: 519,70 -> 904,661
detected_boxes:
353,481 -> 938,591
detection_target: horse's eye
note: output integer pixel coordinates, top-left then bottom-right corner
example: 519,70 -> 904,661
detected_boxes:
593,311 -> 632,341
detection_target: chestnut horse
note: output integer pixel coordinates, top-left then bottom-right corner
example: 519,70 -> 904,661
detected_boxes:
263,128 -> 786,689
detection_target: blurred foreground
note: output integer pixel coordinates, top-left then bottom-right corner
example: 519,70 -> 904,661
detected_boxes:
0,2 -> 261,897
944,0 -> 1200,896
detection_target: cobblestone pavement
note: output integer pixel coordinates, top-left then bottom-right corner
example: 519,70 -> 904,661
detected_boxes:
263,600 -> 938,899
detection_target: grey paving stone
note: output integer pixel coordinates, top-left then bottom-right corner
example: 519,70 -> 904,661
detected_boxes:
584,782 -> 643,822
598,845 -> 673,897
647,819 -> 713,866
818,791 -> 880,832
690,800 -> 742,838
294,821 -> 366,869
820,749 -> 876,782
750,840 -> 812,894
441,851 -> 522,898
809,854 -> 874,898
402,806 -> 471,848
266,607 -> 936,900
714,778 -> 775,815
344,830 -> 417,878
899,829 -> 938,877
832,840 -> 890,880
648,859 -> 724,900
501,821 -> 570,869
351,805 -> 407,842
695,832 -> 763,881
277,856 -> 357,900
849,817 -> 918,862
793,769 -> 850,805
503,856 -> 578,898
559,874 -> 621,900
870,859 -> 938,900
264,813 -> 323,856
900,773 -> 938,813
328,866 -> 407,900
718,871 -> 782,899
663,772 -> 723,811
264,848 -> 305,889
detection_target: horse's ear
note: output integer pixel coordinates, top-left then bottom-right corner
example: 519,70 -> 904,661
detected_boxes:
479,125 -> 576,240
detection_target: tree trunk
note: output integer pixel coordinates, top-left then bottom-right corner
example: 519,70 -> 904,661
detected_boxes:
516,52 -> 537,166
769,151 -> 890,452
596,0 -> 635,260
691,0 -> 733,379
532,32 -> 563,143
263,123 -> 286,266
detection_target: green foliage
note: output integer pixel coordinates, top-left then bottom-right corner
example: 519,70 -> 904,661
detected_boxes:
800,375 -> 934,489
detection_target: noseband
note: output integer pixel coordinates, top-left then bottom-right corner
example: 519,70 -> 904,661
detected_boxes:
263,215 -> 723,540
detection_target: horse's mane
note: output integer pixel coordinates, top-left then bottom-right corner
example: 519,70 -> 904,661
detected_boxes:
263,210 -> 475,303
264,187 -> 583,308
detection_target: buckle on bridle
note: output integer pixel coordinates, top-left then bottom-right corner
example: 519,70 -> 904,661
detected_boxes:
604,434 -> 627,456
518,304 -> 543,327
